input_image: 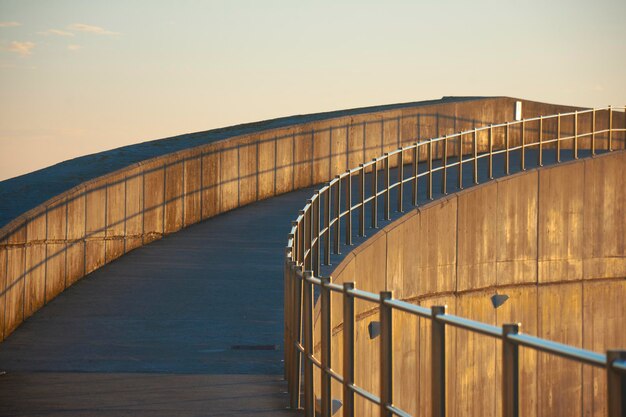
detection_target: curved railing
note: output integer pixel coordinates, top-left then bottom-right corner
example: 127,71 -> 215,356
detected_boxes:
284,106 -> 626,417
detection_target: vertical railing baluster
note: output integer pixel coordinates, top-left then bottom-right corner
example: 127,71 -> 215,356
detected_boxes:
324,187 -> 331,265
608,105 -> 613,151
488,125 -> 494,179
591,109 -> 596,156
284,249 -> 291,381
473,129 -> 478,184
397,150 -> 404,212
292,220 -> 299,264
384,153 -> 390,220
380,291 -> 393,417
505,122 -> 510,174
606,350 -> 626,417
345,172 -> 352,245
557,114 -> 561,162
412,143 -> 419,206
574,111 -> 579,159
283,254 -> 291,380
303,270 -> 314,417
538,116 -> 543,167
333,176 -> 341,255
458,132 -> 464,189
520,120 -> 525,171
427,141 -> 433,199
359,164 -> 365,237
314,193 -> 321,276
431,305 -> 447,417
300,209 -> 308,270
442,135 -> 448,195
502,323 -> 520,417
320,277 -> 332,417
290,263 -> 303,409
307,199 -> 314,271
285,260 -> 293,405
343,282 -> 356,417
372,159 -> 378,229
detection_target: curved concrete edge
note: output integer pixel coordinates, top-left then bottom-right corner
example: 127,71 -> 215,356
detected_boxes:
0,97 -> 602,342
316,150 -> 626,417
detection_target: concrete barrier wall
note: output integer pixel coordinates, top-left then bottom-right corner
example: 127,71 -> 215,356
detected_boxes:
317,150 -> 625,417
3,97 -> 596,342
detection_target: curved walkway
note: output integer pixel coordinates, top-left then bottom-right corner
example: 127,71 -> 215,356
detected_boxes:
0,145 -> 610,416
0,187 -> 315,416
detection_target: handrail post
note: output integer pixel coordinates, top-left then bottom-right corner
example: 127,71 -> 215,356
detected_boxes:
300,209 -> 308,270
591,109 -> 596,156
397,150 -> 404,212
303,270 -> 315,417
458,132 -> 464,189
292,220 -> 299,264
313,193 -> 321,276
343,282 -> 356,417
473,129 -> 478,184
427,141 -> 433,200
442,135 -> 448,195
574,111 -> 579,159
380,291 -> 393,417
333,176 -> 341,254
487,125 -> 493,179
290,262 -> 303,409
384,153 -> 390,220
520,120 -> 525,171
538,116 -> 543,167
412,143 -> 419,206
304,199 -> 313,269
345,171 -> 352,245
284,250 -> 291,382
320,277 -> 332,417
502,323 -> 520,417
359,164 -> 365,237
372,159 -> 379,229
324,187 -> 331,265
608,105 -> 613,151
505,122 -> 510,174
556,114 -> 561,162
607,350 -> 626,417
431,305 -> 447,417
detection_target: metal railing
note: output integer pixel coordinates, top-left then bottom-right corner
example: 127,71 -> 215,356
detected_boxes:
284,106 -> 626,417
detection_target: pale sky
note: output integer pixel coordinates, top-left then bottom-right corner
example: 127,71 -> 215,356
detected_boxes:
1,0 -> 624,181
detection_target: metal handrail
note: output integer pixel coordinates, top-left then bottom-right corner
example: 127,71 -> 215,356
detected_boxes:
283,106 -> 626,417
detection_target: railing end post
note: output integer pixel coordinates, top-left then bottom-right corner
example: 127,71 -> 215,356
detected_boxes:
431,305 -> 447,417
380,290 -> 393,417
607,349 -> 626,417
502,323 -> 520,417
320,276 -> 332,417
342,280 -> 356,417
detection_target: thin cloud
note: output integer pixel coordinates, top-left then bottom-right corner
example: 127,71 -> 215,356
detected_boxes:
39,29 -> 75,37
67,44 -> 82,51
0,22 -> 21,28
67,23 -> 119,36
1,41 -> 35,56
0,62 -> 36,70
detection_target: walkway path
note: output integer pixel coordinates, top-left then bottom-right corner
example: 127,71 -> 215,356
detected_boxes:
0,187 -> 315,416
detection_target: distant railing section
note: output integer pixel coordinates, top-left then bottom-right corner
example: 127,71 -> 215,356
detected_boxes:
284,106 -> 626,417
